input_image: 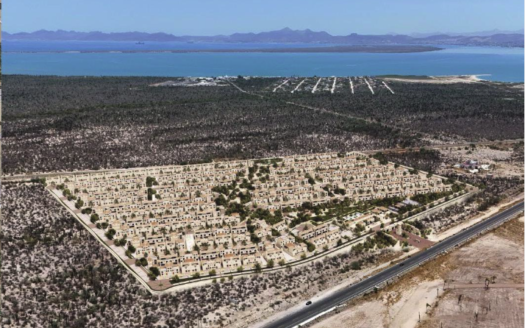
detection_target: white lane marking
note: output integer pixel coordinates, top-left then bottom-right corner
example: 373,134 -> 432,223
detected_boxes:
293,306 -> 338,328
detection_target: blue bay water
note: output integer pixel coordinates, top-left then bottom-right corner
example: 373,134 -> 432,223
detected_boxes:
3,41 -> 524,82
3,40 -> 334,52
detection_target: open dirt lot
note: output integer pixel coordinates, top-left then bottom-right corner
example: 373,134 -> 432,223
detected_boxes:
382,75 -> 483,84
439,144 -> 523,178
306,216 -> 524,328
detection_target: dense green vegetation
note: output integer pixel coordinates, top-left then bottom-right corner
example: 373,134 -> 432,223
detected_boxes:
5,75 -> 521,175
260,79 -> 524,141
382,148 -> 443,172
3,75 -> 411,174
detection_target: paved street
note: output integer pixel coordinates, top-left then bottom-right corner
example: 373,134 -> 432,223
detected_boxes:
263,202 -> 524,328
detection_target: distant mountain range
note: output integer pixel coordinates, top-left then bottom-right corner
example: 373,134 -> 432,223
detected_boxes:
3,28 -> 524,47
410,28 -> 524,38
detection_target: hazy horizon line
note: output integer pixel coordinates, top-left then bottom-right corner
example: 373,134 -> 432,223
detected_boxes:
3,27 -> 524,37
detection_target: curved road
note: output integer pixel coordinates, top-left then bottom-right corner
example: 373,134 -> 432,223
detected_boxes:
263,202 -> 524,328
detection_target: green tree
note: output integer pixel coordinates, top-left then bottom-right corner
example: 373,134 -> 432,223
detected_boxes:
149,267 -> 160,277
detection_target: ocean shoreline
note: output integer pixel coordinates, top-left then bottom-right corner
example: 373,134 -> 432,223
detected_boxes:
3,45 -> 442,54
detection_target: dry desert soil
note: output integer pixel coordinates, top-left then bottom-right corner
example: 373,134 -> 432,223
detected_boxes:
306,215 -> 524,328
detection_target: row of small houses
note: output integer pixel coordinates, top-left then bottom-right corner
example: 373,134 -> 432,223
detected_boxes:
45,151 -> 443,279
50,151 -> 446,218
48,151 -> 376,196
133,220 -> 341,279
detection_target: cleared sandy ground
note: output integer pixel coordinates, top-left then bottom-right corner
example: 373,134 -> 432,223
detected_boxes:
249,247 -> 419,328
383,75 -> 483,84
439,145 -> 523,178
305,216 -> 524,328
420,217 -> 524,328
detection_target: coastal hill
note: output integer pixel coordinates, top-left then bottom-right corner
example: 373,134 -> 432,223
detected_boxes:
3,27 -> 523,47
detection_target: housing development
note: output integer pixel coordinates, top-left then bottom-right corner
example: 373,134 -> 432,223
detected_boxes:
3,73 -> 523,328
47,151 -> 456,284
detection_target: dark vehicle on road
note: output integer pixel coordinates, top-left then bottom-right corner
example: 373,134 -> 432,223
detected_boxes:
305,301 -> 312,306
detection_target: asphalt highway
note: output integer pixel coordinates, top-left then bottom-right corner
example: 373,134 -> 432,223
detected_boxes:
263,202 -> 524,328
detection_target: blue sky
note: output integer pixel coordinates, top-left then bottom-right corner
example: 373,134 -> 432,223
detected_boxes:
5,0 -> 524,35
